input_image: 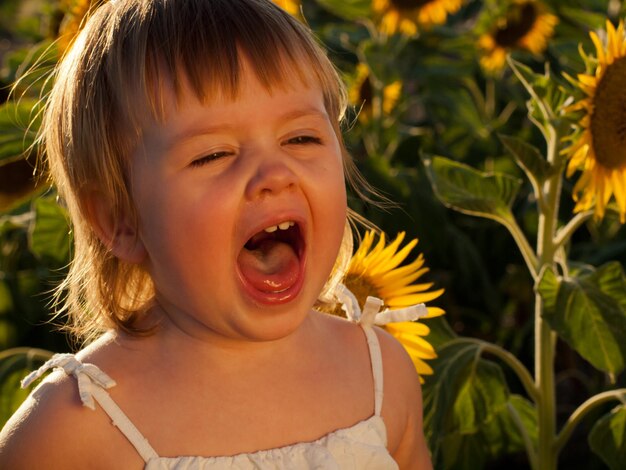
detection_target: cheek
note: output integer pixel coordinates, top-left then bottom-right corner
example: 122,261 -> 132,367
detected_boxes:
317,167 -> 348,253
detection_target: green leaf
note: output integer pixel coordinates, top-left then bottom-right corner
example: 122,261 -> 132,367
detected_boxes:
589,405 -> 626,470
438,430 -> 488,470
0,98 -> 42,165
315,0 -> 371,21
558,7 -> 609,31
2,41 -> 59,97
423,156 -> 521,225
0,348 -> 53,428
14,269 -> 46,323
29,197 -> 71,267
483,395 -> 537,458
0,318 -> 19,350
424,340 -> 511,467
538,263 -> 626,374
499,134 -> 554,190
0,280 -> 14,316
506,59 -> 570,134
436,396 -> 537,470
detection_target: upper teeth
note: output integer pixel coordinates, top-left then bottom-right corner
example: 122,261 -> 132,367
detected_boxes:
264,221 -> 295,233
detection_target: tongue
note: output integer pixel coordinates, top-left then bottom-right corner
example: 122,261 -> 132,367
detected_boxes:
238,239 -> 299,293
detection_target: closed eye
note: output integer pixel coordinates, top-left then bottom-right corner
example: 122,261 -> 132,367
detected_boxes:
284,135 -> 323,146
190,151 -> 233,168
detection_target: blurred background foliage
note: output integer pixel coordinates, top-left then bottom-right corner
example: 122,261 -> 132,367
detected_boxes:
1,0 -> 626,468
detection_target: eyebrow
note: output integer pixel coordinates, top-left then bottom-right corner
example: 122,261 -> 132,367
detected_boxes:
278,107 -> 330,124
170,106 -> 330,145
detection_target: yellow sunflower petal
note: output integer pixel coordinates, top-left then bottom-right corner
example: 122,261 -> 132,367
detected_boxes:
368,232 -> 405,268
333,230 -> 445,380
400,339 -> 437,359
381,267 -> 431,291
479,0 -> 558,73
385,321 -> 431,336
385,283 -> 435,297
387,289 -> 445,307
611,169 -> 626,219
411,356 -> 434,376
566,143 -> 590,176
383,81 -> 402,114
271,0 -> 301,17
373,0 -> 462,35
565,19 -> 626,223
425,306 -> 446,318
379,255 -> 426,282
590,31 -> 606,65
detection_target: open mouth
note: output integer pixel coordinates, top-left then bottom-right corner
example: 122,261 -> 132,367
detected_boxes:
237,220 -> 305,303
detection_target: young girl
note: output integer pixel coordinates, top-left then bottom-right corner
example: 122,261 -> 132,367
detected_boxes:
0,0 -> 432,468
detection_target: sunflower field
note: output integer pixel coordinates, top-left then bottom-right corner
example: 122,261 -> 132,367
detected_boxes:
2,0 -> 626,468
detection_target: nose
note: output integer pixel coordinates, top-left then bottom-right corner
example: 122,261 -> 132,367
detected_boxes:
244,153 -> 298,200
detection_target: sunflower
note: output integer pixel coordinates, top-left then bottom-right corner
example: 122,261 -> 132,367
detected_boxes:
373,0 -> 464,35
478,0 -> 558,73
349,63 -> 402,122
327,230 -> 445,381
563,20 -> 626,223
271,0 -> 301,18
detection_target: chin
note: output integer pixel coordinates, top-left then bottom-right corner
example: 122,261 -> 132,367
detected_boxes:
238,292 -> 317,342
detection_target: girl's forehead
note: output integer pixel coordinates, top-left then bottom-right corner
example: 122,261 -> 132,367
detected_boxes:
147,52 -> 322,119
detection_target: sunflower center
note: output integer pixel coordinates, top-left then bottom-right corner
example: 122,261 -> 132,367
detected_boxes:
390,0 -> 435,10
494,3 -> 537,47
590,57 -> 626,170
344,273 -> 382,309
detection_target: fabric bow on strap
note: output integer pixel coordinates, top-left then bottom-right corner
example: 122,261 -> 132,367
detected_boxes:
21,353 -> 116,410
335,283 -> 427,327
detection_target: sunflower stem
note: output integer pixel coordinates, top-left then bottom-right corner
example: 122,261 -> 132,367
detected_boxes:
508,56 -> 553,123
534,120 -> 562,469
554,389 -> 626,454
486,78 -> 495,118
501,218 -> 539,280
553,210 -> 594,251
534,293 -> 557,469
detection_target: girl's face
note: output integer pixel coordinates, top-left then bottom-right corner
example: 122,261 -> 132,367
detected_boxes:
128,63 -> 347,343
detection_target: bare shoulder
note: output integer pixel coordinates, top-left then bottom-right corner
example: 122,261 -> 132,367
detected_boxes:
310,313 -> 432,468
0,368 -> 102,469
374,327 -> 433,470
0,336 -> 144,469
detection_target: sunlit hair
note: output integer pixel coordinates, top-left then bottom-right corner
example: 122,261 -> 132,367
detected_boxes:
42,0 -> 376,342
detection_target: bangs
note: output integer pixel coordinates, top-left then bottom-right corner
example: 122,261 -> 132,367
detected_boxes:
118,0 -> 345,124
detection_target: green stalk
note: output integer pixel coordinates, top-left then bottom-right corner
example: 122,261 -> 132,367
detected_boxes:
555,389 -> 626,453
502,217 -> 539,280
535,125 -> 561,469
535,293 -> 557,469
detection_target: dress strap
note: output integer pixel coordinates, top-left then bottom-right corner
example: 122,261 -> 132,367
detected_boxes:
335,283 -> 428,417
360,325 -> 384,416
22,353 -> 159,463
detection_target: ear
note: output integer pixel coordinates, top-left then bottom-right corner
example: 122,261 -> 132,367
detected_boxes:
82,190 -> 147,264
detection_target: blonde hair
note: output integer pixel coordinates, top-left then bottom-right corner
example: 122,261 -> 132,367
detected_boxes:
43,0 -> 371,342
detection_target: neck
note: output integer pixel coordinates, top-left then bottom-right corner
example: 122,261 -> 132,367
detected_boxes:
139,303 -> 321,371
